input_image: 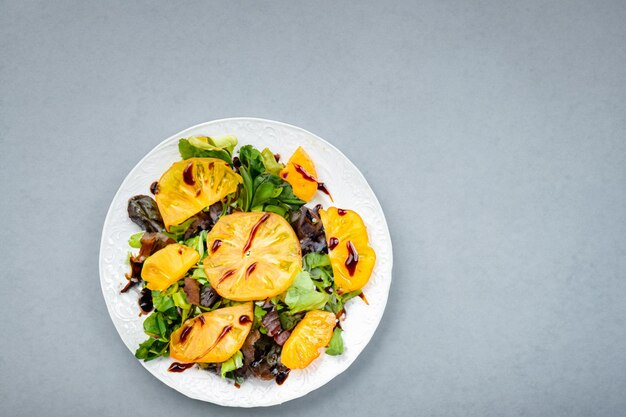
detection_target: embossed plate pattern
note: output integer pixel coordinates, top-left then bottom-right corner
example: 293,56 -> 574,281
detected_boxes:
99,118 -> 393,407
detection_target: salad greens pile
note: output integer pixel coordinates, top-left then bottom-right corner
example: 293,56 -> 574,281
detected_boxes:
124,135 -> 359,385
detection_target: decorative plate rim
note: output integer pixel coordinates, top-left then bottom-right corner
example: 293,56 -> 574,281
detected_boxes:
99,117 -> 393,407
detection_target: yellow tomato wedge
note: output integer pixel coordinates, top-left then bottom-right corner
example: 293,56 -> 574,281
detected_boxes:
279,146 -> 318,202
170,303 -> 253,363
280,310 -> 336,369
319,207 -> 376,292
203,212 -> 301,301
141,243 -> 200,291
155,158 -> 242,230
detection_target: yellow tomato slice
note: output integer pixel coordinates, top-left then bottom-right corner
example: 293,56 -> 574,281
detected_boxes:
280,310 -> 336,369
279,146 -> 318,202
155,158 -> 242,230
141,243 -> 200,291
203,212 -> 301,301
170,303 -> 253,363
319,207 -> 376,292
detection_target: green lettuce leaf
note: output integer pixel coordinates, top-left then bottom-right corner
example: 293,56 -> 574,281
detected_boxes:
172,290 -> 190,310
261,148 -> 284,175
142,312 -> 167,339
136,285 -> 186,362
152,290 -> 176,313
324,293 -> 344,315
184,230 -> 207,260
303,252 -> 334,289
303,252 -> 331,270
178,136 -> 234,164
325,328 -> 344,356
340,290 -> 362,304
239,145 -> 266,178
163,217 -> 195,242
190,267 -> 208,285
188,135 -> 238,154
254,305 -> 268,334
278,311 -> 302,331
285,271 -> 329,313
135,337 -> 169,361
234,145 -> 305,216
250,174 -> 304,216
128,231 -> 144,248
220,350 -> 244,378
236,145 -> 263,211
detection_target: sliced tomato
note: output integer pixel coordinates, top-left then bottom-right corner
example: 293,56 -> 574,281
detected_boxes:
280,310 -> 336,369
155,158 -> 242,230
203,212 -> 301,301
169,303 -> 253,363
279,146 -> 318,202
141,243 -> 200,291
319,207 -> 376,292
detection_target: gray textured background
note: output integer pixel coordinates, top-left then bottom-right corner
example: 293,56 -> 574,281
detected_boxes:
1,1 -> 625,416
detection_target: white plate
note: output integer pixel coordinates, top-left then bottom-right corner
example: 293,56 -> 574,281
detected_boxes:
99,118 -> 393,407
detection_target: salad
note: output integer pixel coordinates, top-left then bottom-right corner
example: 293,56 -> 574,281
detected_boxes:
121,135 -> 376,386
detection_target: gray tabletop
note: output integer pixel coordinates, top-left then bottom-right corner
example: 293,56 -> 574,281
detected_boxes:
1,1 -> 625,416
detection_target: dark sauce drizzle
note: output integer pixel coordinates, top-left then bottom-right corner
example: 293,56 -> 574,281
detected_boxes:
217,269 -> 236,286
180,325 -> 193,343
182,162 -> 195,185
211,239 -> 222,253
243,213 -> 270,253
317,182 -> 333,200
189,324 -> 233,360
193,325 -> 233,360
198,316 -> 205,326
138,287 -> 153,314
345,241 -> 359,276
239,315 -> 252,324
121,280 -> 134,293
293,163 -> 317,182
168,362 -> 195,373
275,369 -> 290,385
337,208 -> 348,216
214,325 -> 233,347
293,163 -> 333,200
328,237 -> 339,250
245,262 -> 257,279
149,181 -> 159,195
358,292 -> 369,305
